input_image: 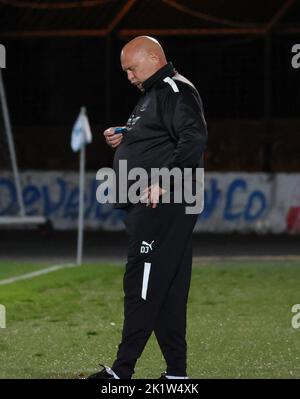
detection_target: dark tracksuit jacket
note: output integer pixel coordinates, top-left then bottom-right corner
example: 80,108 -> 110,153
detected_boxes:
111,62 -> 208,378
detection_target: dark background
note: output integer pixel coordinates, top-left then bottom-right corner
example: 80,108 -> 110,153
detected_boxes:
0,0 -> 299,173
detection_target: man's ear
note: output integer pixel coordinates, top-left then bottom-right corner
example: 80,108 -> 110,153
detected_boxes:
149,52 -> 159,64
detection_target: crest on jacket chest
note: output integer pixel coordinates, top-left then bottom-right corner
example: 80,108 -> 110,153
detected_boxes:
139,97 -> 151,112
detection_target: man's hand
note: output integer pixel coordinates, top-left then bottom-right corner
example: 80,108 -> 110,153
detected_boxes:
104,127 -> 123,149
140,183 -> 167,208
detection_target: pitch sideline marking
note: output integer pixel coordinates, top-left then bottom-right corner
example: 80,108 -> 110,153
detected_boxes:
0,263 -> 76,286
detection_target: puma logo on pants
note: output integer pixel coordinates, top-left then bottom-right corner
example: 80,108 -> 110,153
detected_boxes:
140,240 -> 154,253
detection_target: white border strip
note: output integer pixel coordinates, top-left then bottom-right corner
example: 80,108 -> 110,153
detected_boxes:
163,76 -> 179,92
0,216 -> 46,225
141,262 -> 151,300
0,263 -> 76,286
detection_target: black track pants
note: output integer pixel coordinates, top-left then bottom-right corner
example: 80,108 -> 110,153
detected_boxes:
111,202 -> 198,379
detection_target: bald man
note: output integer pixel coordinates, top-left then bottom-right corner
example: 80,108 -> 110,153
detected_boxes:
88,36 -> 207,379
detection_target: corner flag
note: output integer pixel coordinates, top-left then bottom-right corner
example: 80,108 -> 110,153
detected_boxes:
71,106 -> 92,152
71,106 -> 92,265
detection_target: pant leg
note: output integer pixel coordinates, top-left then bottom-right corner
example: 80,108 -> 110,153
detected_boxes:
154,237 -> 193,376
111,202 -> 197,379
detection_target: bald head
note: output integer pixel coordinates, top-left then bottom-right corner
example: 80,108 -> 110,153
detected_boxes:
121,36 -> 167,91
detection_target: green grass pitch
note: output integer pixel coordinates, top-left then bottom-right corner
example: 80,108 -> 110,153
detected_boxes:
0,261 -> 299,379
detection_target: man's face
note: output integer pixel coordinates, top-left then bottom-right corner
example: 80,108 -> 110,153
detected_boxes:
121,49 -> 157,91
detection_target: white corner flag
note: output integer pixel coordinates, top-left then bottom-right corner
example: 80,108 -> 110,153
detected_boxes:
71,106 -> 92,265
71,106 -> 92,152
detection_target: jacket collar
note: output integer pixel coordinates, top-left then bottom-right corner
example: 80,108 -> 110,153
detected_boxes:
142,62 -> 176,91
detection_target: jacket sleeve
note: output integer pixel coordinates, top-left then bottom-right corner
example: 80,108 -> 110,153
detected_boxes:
161,86 -> 208,169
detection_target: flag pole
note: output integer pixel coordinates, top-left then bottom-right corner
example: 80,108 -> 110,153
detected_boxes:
77,144 -> 85,265
76,107 -> 86,266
